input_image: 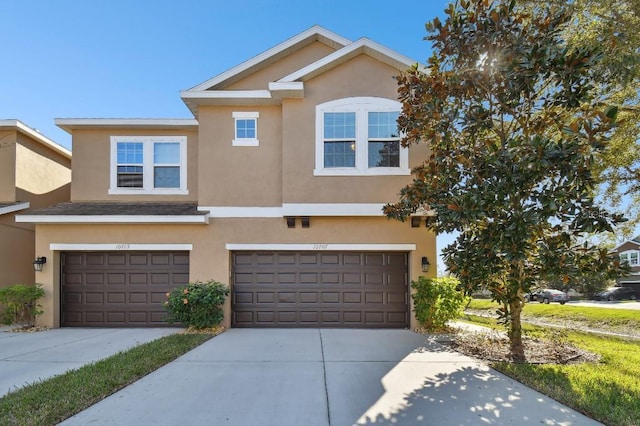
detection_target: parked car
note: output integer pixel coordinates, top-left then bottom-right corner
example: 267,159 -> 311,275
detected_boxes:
593,287 -> 638,301
524,290 -> 543,302
525,289 -> 569,304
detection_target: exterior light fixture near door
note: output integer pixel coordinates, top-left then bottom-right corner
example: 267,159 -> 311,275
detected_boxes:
33,256 -> 47,272
421,256 -> 430,273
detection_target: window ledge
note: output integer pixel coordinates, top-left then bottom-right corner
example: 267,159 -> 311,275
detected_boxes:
313,168 -> 411,176
108,188 -> 190,195
232,139 -> 260,147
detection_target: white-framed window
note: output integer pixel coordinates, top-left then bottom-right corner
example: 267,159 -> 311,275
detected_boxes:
620,250 -> 640,266
315,97 -> 409,176
109,136 -> 188,195
232,112 -> 259,146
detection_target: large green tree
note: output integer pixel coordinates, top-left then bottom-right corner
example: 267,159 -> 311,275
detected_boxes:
385,0 -> 625,361
518,0 -> 640,241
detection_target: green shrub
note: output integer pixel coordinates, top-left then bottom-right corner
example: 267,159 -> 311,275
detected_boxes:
411,276 -> 470,330
0,284 -> 45,326
164,280 -> 229,329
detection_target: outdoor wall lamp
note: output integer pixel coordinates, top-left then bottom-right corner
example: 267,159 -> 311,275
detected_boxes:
411,217 -> 422,228
286,217 -> 296,228
33,256 -> 47,272
421,256 -> 430,273
301,216 -> 310,228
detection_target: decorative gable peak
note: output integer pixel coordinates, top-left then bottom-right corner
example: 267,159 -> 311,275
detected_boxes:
180,26 -> 422,116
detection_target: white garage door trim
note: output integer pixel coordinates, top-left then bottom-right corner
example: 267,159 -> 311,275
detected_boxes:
51,243 -> 193,251
226,243 -> 416,251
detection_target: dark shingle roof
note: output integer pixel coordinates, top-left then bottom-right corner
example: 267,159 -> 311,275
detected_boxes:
26,202 -> 207,216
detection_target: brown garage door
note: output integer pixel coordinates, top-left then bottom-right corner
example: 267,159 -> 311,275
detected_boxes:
61,251 -> 189,327
232,251 -> 408,328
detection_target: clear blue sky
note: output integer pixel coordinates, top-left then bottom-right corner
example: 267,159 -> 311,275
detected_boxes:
1,0 -> 453,149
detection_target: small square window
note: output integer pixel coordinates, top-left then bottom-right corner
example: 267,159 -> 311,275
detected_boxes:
232,112 -> 259,146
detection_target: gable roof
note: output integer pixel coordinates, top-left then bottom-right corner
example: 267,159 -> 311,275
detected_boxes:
277,37 -> 421,83
186,25 -> 351,92
0,119 -> 71,159
180,26 -> 422,116
614,237 -> 640,251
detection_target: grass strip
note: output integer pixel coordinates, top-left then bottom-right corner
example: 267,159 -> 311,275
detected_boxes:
468,299 -> 640,332
0,332 -> 214,426
462,314 -> 640,426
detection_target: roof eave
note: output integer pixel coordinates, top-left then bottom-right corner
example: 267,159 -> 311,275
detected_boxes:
15,214 -> 210,225
55,118 -> 199,134
278,38 -> 423,83
0,202 -> 30,216
0,120 -> 71,159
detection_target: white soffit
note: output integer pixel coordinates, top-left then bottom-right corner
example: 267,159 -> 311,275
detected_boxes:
179,90 -> 277,107
0,202 -> 30,216
282,203 -> 386,216
198,204 -> 386,217
55,118 -> 199,133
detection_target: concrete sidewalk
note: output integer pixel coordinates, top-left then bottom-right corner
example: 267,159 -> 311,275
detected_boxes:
0,326 -> 177,397
61,329 -> 601,425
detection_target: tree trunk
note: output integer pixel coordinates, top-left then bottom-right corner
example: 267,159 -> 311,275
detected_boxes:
508,299 -> 526,362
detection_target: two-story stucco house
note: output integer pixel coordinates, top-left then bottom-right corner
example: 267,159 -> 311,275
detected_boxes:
0,120 -> 71,289
17,26 -> 435,329
613,237 -> 640,294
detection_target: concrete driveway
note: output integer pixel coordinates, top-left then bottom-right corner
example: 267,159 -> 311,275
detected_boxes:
0,326 -> 177,397
59,329 -> 600,426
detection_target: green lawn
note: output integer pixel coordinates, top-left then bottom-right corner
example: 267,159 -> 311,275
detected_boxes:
467,299 -> 640,332
462,305 -> 640,426
0,331 -> 215,425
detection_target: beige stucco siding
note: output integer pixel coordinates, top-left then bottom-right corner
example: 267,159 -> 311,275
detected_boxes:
0,130 -> 17,202
70,129 -> 198,202
282,54 -> 428,204
34,217 -> 434,328
0,130 -> 71,289
197,105 -> 282,206
16,134 -> 71,203
0,213 -> 35,288
225,41 -> 337,90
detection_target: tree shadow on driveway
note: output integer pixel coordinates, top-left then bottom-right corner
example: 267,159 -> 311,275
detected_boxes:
321,331 -> 599,426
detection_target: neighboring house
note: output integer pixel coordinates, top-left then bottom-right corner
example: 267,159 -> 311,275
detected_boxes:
17,26 -> 435,329
613,237 -> 640,294
0,120 -> 71,288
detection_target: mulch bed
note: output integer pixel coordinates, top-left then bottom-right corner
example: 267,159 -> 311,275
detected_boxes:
448,329 -> 601,364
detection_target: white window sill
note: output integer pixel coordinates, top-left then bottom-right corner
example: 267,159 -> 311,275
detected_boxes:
232,139 -> 260,147
313,168 -> 411,176
108,188 -> 190,195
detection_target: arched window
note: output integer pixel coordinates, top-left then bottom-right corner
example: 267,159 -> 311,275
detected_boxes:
314,97 -> 409,176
